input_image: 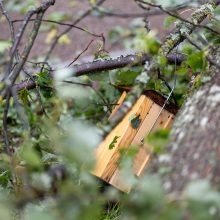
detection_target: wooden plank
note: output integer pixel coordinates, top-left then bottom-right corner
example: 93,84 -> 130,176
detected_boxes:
109,169 -> 131,193
109,91 -> 127,120
92,95 -> 154,182
109,103 -> 175,191
133,106 -> 174,177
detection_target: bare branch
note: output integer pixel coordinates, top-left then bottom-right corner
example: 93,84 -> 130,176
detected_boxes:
0,1 -> 15,43
2,92 -> 10,150
13,53 -> 185,93
12,18 -> 105,40
67,39 -> 95,67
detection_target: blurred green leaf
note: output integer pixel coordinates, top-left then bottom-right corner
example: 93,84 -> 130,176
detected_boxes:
0,40 -> 11,53
47,11 -> 71,22
19,88 -> 32,105
186,51 -> 207,72
147,129 -> 170,154
164,16 -> 177,29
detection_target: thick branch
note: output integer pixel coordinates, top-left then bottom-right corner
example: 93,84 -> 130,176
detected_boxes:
14,53 -> 185,92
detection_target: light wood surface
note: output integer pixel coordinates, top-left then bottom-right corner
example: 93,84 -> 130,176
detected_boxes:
133,105 -> 174,176
109,169 -> 132,193
108,91 -> 127,120
92,95 -> 154,181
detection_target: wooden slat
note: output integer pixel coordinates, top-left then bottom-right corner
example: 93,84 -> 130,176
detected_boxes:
109,169 -> 131,193
133,106 -> 174,177
92,95 -> 154,182
109,91 -> 127,120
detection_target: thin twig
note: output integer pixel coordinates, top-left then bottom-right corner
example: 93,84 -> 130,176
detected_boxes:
62,80 -> 92,87
93,0 -> 188,18
2,92 -> 10,151
0,1 -> 15,42
67,39 -> 95,67
12,18 -> 105,40
94,7 -> 163,18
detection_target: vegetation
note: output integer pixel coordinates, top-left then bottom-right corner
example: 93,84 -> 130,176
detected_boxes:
1,0 -> 220,219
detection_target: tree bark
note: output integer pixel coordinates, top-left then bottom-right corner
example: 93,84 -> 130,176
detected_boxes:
152,49 -> 220,193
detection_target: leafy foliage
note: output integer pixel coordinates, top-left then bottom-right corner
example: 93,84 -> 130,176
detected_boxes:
1,0 -> 220,220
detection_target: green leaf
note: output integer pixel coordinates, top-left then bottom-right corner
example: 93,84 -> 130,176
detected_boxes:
182,44 -> 194,55
36,71 -> 52,86
186,51 -> 207,72
157,55 -> 167,67
18,88 -> 32,105
109,136 -> 120,150
0,171 -> 10,187
36,71 -> 53,98
176,65 -> 188,76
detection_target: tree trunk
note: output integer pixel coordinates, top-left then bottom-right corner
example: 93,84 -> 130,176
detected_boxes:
151,50 -> 220,193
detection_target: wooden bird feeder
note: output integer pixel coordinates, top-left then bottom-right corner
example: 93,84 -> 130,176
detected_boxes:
92,90 -> 178,192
